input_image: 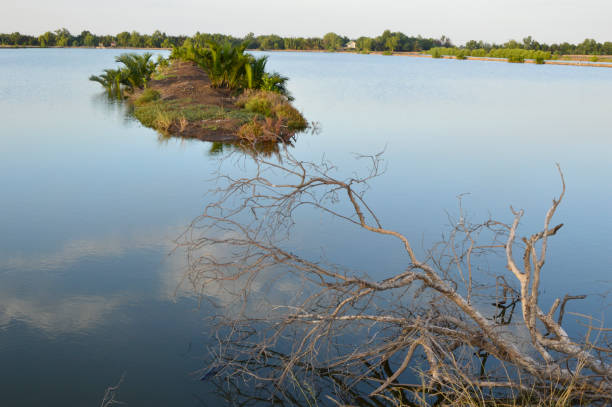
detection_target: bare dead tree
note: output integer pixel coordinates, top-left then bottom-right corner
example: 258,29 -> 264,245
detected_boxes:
177,149 -> 611,406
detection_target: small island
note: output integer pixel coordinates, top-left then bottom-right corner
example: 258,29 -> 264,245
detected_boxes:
90,40 -> 308,143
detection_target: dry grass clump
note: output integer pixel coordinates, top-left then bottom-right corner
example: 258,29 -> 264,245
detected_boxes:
178,115 -> 188,132
235,90 -> 307,141
236,120 -> 266,142
153,110 -> 173,132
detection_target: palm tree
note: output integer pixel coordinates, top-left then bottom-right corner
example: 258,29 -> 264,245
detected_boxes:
115,52 -> 157,90
206,40 -> 251,88
89,68 -> 124,99
90,53 -> 158,98
261,72 -> 292,99
245,56 -> 268,89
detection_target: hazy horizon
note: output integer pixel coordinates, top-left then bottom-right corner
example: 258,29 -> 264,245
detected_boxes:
3,0 -> 612,45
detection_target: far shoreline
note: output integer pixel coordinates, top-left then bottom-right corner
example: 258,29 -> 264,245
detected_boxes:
3,45 -> 612,68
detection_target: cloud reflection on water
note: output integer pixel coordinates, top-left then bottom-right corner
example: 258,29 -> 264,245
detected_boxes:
0,226 -> 302,335
0,228 -> 177,334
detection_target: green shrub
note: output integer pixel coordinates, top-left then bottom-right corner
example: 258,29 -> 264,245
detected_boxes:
507,55 -> 525,63
382,50 -> 393,56
244,96 -> 274,117
430,48 -> 442,58
275,104 -> 307,130
134,88 -> 161,105
591,55 -> 599,62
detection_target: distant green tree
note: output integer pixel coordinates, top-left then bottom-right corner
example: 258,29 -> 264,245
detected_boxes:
116,32 -> 130,47
129,31 -> 142,47
84,33 -> 95,47
55,28 -> 71,47
149,30 -> 164,48
356,36 -> 373,51
322,32 -> 344,50
258,35 -> 284,50
385,35 -> 399,52
505,39 -> 520,49
9,32 -> 23,45
38,31 -> 56,47
577,38 -> 599,54
465,40 -> 482,50
440,35 -> 453,47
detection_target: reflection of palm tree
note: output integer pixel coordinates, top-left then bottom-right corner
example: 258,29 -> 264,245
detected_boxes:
207,140 -> 294,159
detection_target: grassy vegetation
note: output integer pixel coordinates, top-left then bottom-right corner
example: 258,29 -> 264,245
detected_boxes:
507,54 -> 525,63
234,90 -> 308,141
455,50 -> 468,60
133,88 -> 161,105
129,88 -> 306,142
428,47 -> 552,64
132,98 -> 258,129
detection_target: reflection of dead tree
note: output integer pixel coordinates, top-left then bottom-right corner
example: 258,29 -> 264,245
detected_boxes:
179,150 -> 611,405
99,373 -> 126,407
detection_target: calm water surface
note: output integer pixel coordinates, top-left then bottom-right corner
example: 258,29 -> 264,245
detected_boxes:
1,49 -> 611,405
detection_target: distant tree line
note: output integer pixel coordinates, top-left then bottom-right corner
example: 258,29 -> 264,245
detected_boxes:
2,28 -> 611,55
0,28 -> 187,48
462,35 -> 612,56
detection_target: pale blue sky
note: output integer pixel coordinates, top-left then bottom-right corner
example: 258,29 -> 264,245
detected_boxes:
3,0 -> 611,45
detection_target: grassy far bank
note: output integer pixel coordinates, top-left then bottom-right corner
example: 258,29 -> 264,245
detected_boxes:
425,47 -> 612,64
429,47 -> 552,63
89,41 -> 308,143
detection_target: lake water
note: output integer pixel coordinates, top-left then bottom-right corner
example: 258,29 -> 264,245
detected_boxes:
1,48 -> 611,405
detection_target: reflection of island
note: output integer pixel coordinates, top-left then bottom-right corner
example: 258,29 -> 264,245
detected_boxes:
206,139 -> 293,158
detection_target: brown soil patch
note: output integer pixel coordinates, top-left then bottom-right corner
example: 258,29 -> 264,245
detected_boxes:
149,60 -> 235,106
130,61 -> 247,142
